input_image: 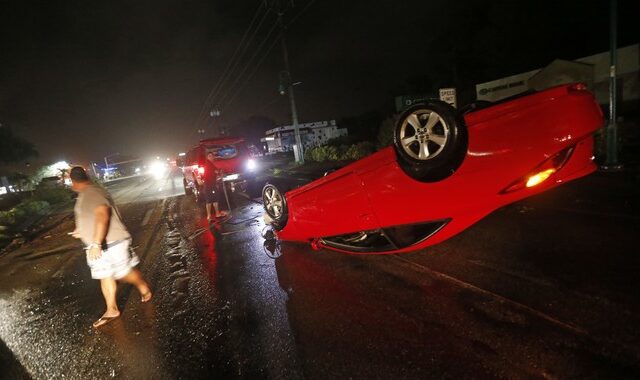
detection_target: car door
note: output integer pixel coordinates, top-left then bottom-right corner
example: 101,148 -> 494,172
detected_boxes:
309,169 -> 377,238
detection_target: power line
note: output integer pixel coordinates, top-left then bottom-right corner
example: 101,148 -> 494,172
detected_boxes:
217,21 -> 280,108
193,0 -> 317,137
205,6 -> 274,112
224,0 -> 317,112
193,2 -> 267,129
286,0 -> 316,27
255,93 -> 286,114
222,33 -> 282,111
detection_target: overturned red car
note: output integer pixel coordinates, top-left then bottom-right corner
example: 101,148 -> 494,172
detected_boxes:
263,83 -> 604,254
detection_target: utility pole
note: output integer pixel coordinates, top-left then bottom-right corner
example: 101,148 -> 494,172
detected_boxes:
276,1 -> 304,163
604,0 -> 622,170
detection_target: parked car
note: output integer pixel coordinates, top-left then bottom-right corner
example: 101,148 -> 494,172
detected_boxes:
182,137 -> 258,201
263,83 -> 604,254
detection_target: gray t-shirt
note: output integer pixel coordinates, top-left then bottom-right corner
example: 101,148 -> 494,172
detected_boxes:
74,184 -> 130,245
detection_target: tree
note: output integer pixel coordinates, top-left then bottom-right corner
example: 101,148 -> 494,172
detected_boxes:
338,110 -> 387,142
376,114 -> 398,150
0,125 -> 38,164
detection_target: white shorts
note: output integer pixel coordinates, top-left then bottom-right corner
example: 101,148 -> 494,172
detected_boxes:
86,240 -> 140,280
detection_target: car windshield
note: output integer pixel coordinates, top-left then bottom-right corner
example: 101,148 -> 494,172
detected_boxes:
206,144 -> 237,160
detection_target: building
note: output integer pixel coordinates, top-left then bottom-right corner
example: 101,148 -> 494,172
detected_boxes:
261,120 -> 348,153
476,43 -> 639,106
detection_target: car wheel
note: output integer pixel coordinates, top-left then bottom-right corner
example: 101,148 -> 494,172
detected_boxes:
393,101 -> 467,182
183,179 -> 193,195
262,184 -> 288,229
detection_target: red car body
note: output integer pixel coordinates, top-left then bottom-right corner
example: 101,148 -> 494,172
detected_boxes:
271,84 -> 604,254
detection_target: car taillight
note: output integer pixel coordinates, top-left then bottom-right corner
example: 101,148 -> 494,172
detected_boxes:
501,146 -> 574,194
198,166 -> 205,175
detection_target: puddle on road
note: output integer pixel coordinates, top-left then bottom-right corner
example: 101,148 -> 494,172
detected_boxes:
146,198 -> 237,378
0,275 -> 124,379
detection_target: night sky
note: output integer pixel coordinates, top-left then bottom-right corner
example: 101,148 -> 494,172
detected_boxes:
0,0 -> 636,168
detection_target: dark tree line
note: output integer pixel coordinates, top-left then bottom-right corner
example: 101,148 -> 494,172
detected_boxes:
0,125 -> 38,164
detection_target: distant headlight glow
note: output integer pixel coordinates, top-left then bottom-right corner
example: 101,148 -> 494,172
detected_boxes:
149,162 -> 167,179
247,159 -> 257,171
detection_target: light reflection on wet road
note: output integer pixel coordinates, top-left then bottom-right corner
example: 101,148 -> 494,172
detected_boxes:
1,171 -> 639,378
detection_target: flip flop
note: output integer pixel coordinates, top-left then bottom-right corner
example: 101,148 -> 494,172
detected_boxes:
92,314 -> 120,328
141,291 -> 153,303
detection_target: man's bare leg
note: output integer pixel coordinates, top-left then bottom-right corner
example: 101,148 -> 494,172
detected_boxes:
213,202 -> 227,217
205,203 -> 213,220
120,268 -> 152,302
94,277 -> 120,327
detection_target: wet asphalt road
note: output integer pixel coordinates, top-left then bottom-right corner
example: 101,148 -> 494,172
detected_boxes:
0,170 -> 639,379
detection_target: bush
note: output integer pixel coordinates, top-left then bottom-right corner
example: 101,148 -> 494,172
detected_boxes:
0,210 -> 16,225
305,145 -> 339,162
376,115 -> 398,149
305,142 -> 374,162
325,135 -> 359,147
0,200 -> 50,226
33,187 -> 73,205
341,142 -> 374,161
303,147 -> 314,162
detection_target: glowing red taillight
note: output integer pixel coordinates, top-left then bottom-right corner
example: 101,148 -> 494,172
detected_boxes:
501,146 -> 574,194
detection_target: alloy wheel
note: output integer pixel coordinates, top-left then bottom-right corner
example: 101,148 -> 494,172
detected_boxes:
399,109 -> 450,161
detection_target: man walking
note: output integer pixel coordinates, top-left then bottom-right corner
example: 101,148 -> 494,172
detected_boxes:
69,166 -> 152,328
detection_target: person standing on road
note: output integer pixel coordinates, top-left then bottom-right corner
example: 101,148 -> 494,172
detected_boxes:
203,152 -> 228,222
68,166 -> 152,328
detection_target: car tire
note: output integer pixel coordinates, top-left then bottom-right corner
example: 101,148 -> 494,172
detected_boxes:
183,179 -> 193,196
262,183 -> 288,230
393,101 -> 467,182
